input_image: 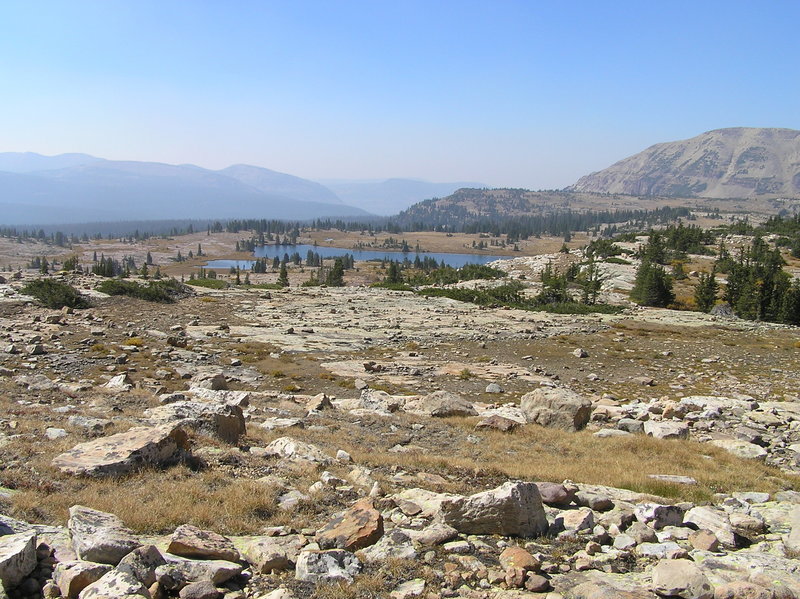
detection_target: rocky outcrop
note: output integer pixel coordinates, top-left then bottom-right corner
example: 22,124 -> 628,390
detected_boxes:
568,127 -> 800,199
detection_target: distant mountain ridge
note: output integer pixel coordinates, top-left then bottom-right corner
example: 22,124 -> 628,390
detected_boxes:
0,153 -> 366,225
321,178 -> 487,215
568,127 -> 800,199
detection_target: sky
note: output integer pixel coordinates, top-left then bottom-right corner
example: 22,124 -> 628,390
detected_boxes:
1,0 -> 799,189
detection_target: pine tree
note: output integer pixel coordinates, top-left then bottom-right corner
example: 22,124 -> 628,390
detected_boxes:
40,257 -> 49,274
325,258 -> 345,286
385,261 -> 402,284
630,261 -> 674,307
694,268 -> 718,312
146,251 -> 153,265
277,263 -> 289,287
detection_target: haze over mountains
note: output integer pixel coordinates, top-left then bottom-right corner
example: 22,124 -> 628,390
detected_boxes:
569,127 -> 800,198
0,153 -> 485,226
320,178 -> 487,215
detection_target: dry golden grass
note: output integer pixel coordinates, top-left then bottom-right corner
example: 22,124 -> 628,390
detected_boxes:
276,413 -> 797,504
11,466 -> 281,535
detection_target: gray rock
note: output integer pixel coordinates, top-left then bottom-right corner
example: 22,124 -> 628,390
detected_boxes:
178,581 -> 223,599
418,391 -> 477,417
167,525 -> 239,563
68,506 -> 141,565
644,421 -> 689,440
77,570 -> 149,599
520,387 -> 591,431
52,424 -> 189,476
155,556 -> 243,590
0,531 -> 37,588
439,481 -> 548,537
710,439 -> 768,460
635,503 -> 684,529
485,383 -> 504,394
145,401 -> 245,444
243,535 -> 306,573
684,506 -> 737,548
294,550 -> 361,583
651,558 -> 713,599
264,437 -> 331,464
53,561 -> 113,599
116,545 -> 166,587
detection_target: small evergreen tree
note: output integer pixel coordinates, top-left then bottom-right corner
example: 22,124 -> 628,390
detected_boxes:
385,261 -> 403,284
39,257 -> 49,274
630,260 -> 674,307
325,258 -> 345,286
277,263 -> 289,287
694,268 -> 718,312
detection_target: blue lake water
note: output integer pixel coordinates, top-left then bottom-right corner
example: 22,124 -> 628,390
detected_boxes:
203,243 -> 510,270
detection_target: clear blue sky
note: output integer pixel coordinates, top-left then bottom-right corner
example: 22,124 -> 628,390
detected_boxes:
1,0 -> 798,188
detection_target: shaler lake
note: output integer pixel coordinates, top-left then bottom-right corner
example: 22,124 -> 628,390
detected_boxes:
203,244 -> 510,270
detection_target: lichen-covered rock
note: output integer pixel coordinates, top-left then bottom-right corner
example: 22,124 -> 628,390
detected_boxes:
294,550 -> 361,583
77,570 -> 149,599
116,545 -> 166,587
439,481 -> 548,537
67,506 -> 141,565
52,425 -> 189,476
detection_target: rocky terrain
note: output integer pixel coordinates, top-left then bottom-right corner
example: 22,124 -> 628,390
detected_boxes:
1,266 -> 799,599
569,127 -> 800,199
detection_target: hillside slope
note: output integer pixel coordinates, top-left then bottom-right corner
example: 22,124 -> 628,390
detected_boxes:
568,127 -> 800,198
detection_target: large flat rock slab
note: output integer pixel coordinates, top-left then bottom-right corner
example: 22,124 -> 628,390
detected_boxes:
52,424 -> 189,476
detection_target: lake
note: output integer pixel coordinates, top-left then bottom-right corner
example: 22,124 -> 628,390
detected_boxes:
203,243 -> 510,270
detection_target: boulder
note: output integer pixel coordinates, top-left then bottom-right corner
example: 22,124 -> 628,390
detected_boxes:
439,481 -> 548,537
316,498 -> 383,551
77,570 -> 149,599
710,440 -> 768,461
684,507 -> 738,548
167,525 -> 240,563
178,581 -> 223,599
295,550 -> 361,583
116,545 -> 166,587
635,503 -> 684,529
644,421 -> 689,440
243,535 -> 306,573
713,581 -> 772,599
475,414 -> 519,432
520,387 -> 591,431
783,506 -> 800,553
359,529 -> 417,563
145,402 -> 245,443
418,391 -> 477,418
0,531 -> 36,588
52,424 -> 189,476
651,559 -> 713,599
263,437 -> 331,464
155,556 -> 242,591
67,506 -> 141,565
498,546 -> 539,572
53,561 -> 113,599
535,482 -> 575,507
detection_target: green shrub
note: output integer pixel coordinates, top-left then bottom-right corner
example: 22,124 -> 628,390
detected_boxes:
97,279 -> 189,302
21,279 -> 89,309
186,278 -> 228,290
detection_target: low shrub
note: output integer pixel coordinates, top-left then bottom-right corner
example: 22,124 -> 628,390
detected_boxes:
21,279 -> 89,309
97,279 -> 189,302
